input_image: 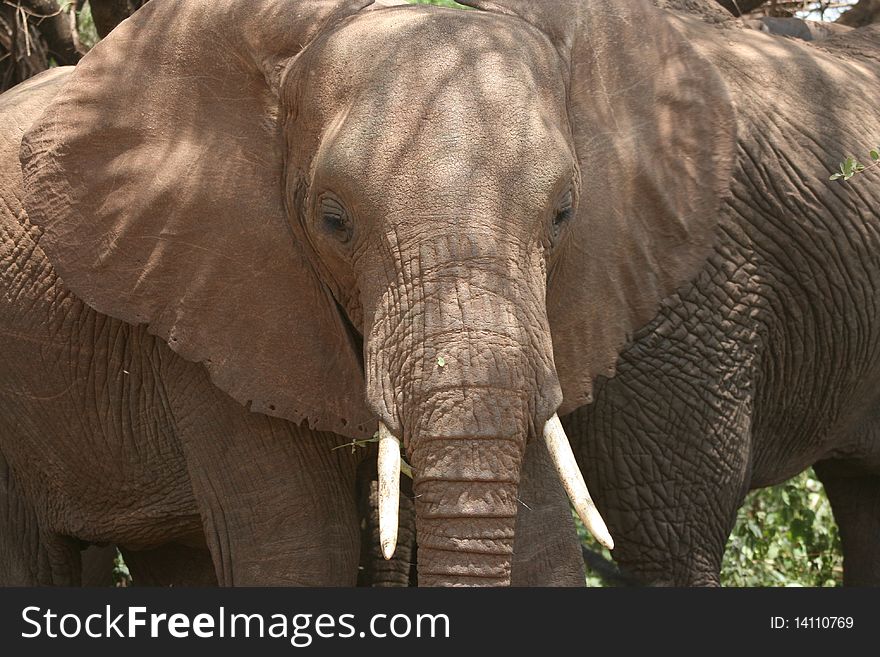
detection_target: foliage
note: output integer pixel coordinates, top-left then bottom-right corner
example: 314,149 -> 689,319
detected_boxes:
722,470 -> 842,587
112,548 -> 132,586
577,469 -> 842,586
77,1 -> 98,50
574,517 -> 617,587
830,148 -> 880,181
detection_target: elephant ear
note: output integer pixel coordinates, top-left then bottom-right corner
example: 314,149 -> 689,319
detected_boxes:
460,0 -> 737,413
20,0 -> 378,438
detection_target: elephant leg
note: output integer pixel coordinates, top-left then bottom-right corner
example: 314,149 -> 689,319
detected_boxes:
0,450 -> 81,585
35,531 -> 83,586
176,403 -> 362,586
121,543 -> 217,586
564,350 -> 754,587
814,460 -> 880,586
80,545 -> 118,586
511,439 -> 586,586
0,455 -> 42,585
356,462 -> 416,587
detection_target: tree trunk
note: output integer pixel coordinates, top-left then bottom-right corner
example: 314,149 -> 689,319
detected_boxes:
26,0 -> 83,65
89,0 -> 147,38
0,3 -> 48,92
714,0 -> 771,16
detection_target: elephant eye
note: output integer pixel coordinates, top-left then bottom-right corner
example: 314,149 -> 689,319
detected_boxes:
319,195 -> 353,244
551,189 -> 574,238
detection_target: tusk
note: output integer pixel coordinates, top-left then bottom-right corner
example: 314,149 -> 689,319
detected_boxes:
543,413 -> 614,550
377,422 -> 401,560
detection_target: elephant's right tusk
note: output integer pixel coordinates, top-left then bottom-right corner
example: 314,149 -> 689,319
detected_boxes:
543,413 -> 614,550
377,422 -> 401,560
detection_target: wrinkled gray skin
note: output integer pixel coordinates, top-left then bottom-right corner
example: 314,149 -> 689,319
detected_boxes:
2,0 -> 596,588
566,18 -> 880,586
0,68 -> 581,585
3,0 -> 877,589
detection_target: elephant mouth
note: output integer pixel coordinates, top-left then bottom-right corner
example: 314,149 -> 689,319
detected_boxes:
334,297 -> 365,375
375,414 -> 613,560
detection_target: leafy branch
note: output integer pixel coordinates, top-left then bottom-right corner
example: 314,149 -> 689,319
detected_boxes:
830,147 -> 880,181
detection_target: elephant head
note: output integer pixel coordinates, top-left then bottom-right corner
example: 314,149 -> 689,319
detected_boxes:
20,0 -> 735,585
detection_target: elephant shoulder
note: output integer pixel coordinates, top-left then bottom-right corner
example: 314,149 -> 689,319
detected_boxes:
0,67 -> 73,170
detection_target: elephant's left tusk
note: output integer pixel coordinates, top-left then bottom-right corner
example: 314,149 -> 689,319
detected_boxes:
543,413 -> 614,550
377,422 -> 401,560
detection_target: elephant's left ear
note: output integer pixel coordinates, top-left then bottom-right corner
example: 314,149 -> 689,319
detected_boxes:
461,0 -> 737,412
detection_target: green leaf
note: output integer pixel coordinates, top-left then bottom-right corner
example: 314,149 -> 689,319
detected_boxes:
829,173 -> 842,181
437,355 -> 446,368
870,149 -> 879,161
747,519 -> 762,538
721,469 -> 842,587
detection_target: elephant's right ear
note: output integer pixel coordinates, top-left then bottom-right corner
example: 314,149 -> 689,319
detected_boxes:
20,0 -> 378,438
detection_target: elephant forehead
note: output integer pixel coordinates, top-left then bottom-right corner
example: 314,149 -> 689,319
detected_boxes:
285,7 -> 576,225
317,103 -> 574,212
291,5 -> 570,155
319,5 -> 564,84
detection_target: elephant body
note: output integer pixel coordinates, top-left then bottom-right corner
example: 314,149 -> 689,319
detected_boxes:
0,69 -> 582,584
567,18 -> 880,585
1,70 -> 382,586
1,0 -> 877,587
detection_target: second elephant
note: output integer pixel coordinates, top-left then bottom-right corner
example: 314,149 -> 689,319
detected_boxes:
549,12 -> 880,585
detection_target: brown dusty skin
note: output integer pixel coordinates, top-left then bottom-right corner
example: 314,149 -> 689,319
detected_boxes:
0,0 -> 876,585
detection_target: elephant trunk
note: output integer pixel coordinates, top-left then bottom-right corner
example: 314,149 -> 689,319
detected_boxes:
362,229 -> 608,585
377,407 -> 612,585
407,388 -> 528,586
415,482 -> 520,586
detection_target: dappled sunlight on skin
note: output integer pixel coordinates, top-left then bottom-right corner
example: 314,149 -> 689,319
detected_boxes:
685,16 -> 880,241
292,7 -> 571,214
21,0 -> 381,437
274,3 -> 599,584
9,0 -> 878,588
280,5 -> 576,442
560,12 -> 880,586
680,13 -> 876,151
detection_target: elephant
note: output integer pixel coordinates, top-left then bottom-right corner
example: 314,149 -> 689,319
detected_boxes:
354,1 -> 880,588
2,0 -> 619,587
2,0 -> 873,587
529,10 -> 877,584
1,448 -> 122,585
